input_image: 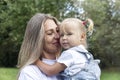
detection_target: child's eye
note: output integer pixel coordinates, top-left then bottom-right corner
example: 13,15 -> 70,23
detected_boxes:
67,33 -> 72,35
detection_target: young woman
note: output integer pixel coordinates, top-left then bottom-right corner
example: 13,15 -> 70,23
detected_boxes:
17,13 -> 61,80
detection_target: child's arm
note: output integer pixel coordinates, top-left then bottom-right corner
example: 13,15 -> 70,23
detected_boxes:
35,59 -> 66,76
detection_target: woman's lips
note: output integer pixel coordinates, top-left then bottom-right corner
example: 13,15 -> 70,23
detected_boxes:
53,42 -> 60,46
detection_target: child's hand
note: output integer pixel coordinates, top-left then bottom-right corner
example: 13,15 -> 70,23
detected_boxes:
34,59 -> 42,67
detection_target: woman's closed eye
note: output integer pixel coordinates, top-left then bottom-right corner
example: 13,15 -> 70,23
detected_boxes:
47,31 -> 53,35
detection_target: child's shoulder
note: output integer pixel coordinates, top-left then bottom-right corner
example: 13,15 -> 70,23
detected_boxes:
62,48 -> 77,54
64,45 -> 87,54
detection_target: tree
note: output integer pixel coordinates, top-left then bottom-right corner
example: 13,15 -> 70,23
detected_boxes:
0,0 -> 120,68
0,0 -> 70,67
80,0 -> 120,68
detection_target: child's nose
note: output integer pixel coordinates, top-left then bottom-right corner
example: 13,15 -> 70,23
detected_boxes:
62,35 -> 67,39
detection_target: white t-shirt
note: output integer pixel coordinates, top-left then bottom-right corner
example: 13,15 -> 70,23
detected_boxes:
18,58 -> 58,80
57,45 -> 90,76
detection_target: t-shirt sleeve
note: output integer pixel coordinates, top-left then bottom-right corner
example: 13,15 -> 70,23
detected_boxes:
57,51 -> 74,67
18,65 -> 43,80
18,70 -> 34,80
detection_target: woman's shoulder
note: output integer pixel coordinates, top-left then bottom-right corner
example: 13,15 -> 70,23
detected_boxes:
18,65 -> 43,80
21,65 -> 38,72
19,65 -> 42,76
18,64 -> 58,80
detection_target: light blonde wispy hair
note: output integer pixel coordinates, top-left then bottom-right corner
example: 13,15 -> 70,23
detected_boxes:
60,18 -> 94,48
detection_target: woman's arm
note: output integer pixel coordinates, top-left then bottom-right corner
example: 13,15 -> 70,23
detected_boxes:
35,59 -> 66,76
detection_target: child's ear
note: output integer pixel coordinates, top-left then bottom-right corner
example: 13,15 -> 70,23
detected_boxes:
81,33 -> 86,40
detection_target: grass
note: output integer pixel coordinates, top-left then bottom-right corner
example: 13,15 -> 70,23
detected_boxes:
101,68 -> 120,80
0,67 -> 120,80
101,70 -> 120,80
0,68 -> 18,80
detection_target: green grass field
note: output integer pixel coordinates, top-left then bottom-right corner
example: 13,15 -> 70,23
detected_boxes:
0,68 -> 120,80
0,68 -> 18,80
101,68 -> 120,80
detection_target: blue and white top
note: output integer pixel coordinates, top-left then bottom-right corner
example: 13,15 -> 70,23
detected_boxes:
57,45 -> 91,76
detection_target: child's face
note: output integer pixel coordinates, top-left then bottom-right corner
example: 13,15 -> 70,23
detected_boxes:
60,22 -> 82,49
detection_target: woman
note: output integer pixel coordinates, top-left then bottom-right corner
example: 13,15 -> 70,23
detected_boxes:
17,13 -> 61,80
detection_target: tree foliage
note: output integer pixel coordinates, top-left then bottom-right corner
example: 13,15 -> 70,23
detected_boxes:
0,0 -> 120,68
80,0 -> 120,68
0,0 -> 69,67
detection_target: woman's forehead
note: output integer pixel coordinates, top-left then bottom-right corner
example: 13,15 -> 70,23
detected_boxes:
44,19 -> 58,30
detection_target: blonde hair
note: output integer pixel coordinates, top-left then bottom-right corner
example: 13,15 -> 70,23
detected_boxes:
17,13 -> 59,69
60,18 -> 94,48
83,18 -> 94,36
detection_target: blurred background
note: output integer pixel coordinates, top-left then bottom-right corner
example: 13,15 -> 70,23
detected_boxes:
0,0 -> 120,80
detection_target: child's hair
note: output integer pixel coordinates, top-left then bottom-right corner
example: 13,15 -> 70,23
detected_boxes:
82,18 -> 94,36
60,18 -> 94,48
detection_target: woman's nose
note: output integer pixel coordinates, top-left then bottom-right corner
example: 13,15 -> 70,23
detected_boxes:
54,33 -> 60,39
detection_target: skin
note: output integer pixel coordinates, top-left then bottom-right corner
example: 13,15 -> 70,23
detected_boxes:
42,19 -> 61,59
60,21 -> 84,49
36,19 -> 65,76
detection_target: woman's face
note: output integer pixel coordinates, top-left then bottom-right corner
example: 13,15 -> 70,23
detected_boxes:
43,19 -> 61,55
